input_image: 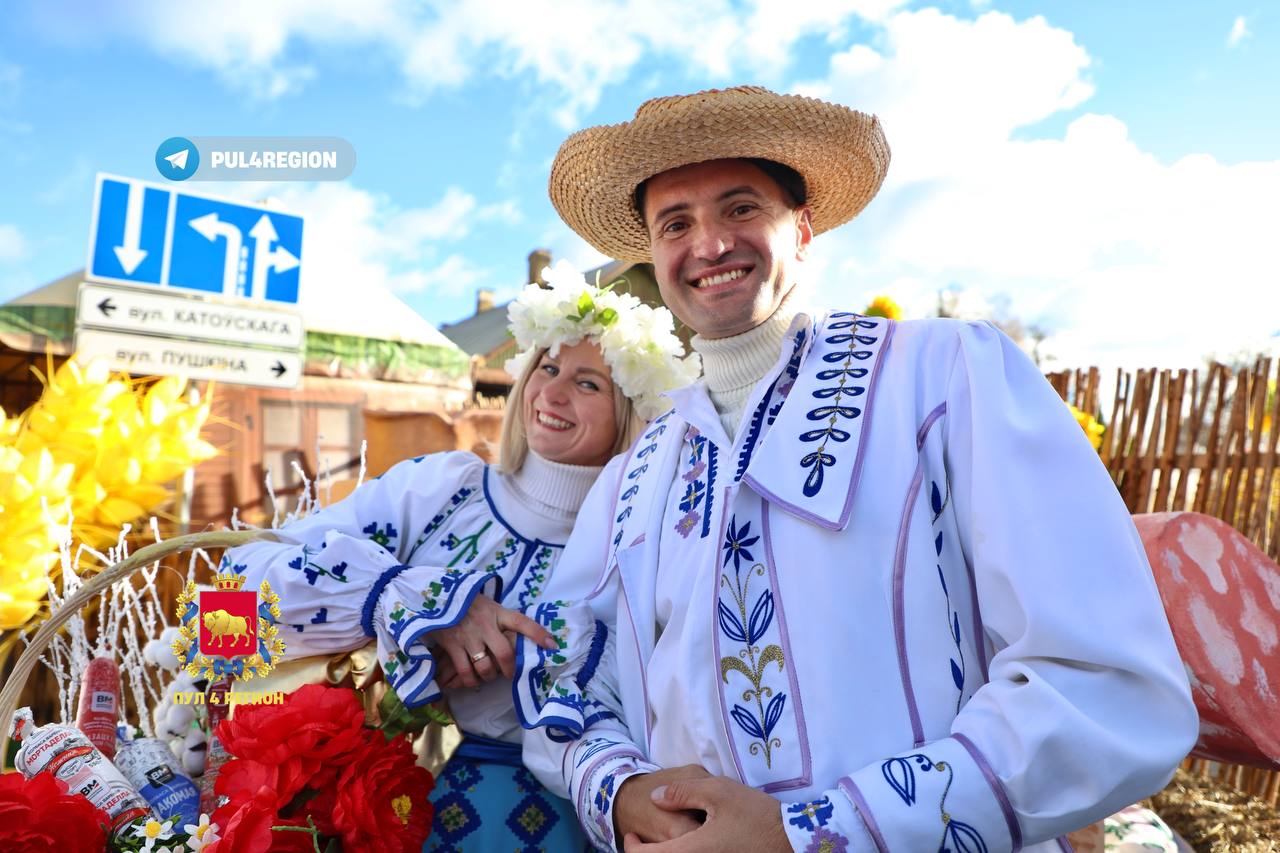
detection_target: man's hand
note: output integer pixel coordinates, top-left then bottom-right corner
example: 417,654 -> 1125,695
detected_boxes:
622,776 -> 790,853
613,765 -> 710,844
431,594 -> 556,689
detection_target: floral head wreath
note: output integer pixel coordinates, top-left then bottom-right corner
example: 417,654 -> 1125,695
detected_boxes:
504,260 -> 701,420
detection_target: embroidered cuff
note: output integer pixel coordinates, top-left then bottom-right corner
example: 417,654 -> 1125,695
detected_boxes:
837,734 -> 1021,852
513,599 -> 622,741
368,564 -> 502,707
568,738 -> 660,853
782,792 -> 877,853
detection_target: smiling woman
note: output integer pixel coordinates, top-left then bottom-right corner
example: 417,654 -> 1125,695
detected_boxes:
217,261 -> 698,852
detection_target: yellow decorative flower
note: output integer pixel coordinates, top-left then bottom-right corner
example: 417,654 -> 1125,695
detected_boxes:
1068,404 -> 1105,450
863,295 -> 903,321
0,358 -> 218,630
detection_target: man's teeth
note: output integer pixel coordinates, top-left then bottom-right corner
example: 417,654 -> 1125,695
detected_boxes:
537,412 -> 573,429
694,269 -> 746,288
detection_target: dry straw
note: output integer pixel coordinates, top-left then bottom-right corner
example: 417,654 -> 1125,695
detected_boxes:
549,85 -> 891,262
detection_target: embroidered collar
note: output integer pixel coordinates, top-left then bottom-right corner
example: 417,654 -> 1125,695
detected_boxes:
742,312 -> 895,530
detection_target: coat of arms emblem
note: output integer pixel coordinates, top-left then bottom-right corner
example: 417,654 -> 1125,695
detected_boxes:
173,562 -> 286,682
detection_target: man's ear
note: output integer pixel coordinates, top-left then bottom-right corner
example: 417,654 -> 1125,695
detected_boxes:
795,206 -> 814,259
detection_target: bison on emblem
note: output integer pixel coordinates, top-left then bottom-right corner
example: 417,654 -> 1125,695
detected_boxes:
202,608 -> 252,648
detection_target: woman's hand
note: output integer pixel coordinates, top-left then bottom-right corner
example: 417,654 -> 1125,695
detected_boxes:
431,594 -> 558,689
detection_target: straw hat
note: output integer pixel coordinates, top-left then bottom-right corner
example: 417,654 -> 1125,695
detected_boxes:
549,85 -> 891,263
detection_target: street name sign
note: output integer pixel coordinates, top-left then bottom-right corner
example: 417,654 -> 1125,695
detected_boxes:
78,282 -> 304,350
86,173 -> 304,304
75,328 -> 302,389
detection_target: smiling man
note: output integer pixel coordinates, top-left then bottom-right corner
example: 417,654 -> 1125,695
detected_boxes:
519,86 -> 1197,853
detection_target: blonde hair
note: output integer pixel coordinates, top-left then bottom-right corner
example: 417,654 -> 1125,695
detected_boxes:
496,346 -> 646,474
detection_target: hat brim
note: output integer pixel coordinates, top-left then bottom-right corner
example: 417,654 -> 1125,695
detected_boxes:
549,87 -> 891,263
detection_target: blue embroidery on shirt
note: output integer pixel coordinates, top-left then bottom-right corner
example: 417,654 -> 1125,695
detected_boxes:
785,796 -> 834,831
882,753 -> 989,853
798,315 -> 880,497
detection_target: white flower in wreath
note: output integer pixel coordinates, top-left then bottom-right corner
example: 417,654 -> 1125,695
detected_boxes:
504,260 -> 699,420
184,814 -> 220,851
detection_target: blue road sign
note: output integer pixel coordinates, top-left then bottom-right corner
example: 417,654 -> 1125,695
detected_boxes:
86,174 -> 303,304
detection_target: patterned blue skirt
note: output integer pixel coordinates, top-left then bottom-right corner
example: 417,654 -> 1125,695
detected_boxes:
425,735 -> 592,852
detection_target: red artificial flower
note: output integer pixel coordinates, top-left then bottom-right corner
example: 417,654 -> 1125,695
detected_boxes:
328,732 -> 436,853
207,783 -> 315,853
216,683 -> 368,797
0,770 -> 111,853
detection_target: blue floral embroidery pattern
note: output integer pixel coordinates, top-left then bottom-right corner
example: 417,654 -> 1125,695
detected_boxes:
363,520 -> 399,552
799,315 -> 880,497
591,762 -> 637,847
286,546 -> 350,586
735,327 -> 807,482
613,413 -> 670,550
882,753 -> 989,853
516,545 -> 556,609
786,796 -> 834,831
718,513 -> 787,768
932,479 -> 965,712
674,426 -> 718,539
406,486 -> 475,562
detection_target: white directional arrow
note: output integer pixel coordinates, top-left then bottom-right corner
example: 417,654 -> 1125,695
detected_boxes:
248,214 -> 300,300
189,212 -> 244,297
112,183 -> 148,275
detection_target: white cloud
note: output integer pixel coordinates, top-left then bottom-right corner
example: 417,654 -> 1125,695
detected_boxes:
388,254 -> 486,295
1228,15 -> 1251,47
0,224 -> 29,263
797,8 -> 1279,371
31,0 -> 908,123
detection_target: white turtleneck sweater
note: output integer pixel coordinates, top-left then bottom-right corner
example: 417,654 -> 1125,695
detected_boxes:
691,287 -> 805,439
497,449 -> 602,536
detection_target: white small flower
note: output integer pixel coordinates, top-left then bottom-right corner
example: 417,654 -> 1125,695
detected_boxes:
184,815 -> 219,851
133,818 -> 176,852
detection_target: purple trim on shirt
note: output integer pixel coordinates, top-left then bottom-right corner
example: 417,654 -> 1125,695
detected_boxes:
835,318 -> 896,530
952,731 -> 1023,851
575,746 -> 643,841
1056,837 -> 1074,852
916,402 -> 947,451
741,473 -> 844,530
760,501 -> 812,793
838,776 -> 889,853
893,455 -> 927,747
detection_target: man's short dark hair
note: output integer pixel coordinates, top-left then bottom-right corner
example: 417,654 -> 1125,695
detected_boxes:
633,158 -> 808,223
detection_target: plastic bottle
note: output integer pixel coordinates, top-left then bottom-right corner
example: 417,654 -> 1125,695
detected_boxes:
114,731 -> 202,828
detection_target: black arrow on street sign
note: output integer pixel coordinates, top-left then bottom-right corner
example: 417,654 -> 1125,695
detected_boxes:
97,297 -> 117,317
271,360 -> 287,378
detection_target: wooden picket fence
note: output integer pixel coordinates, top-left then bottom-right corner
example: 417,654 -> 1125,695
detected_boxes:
1047,358 -> 1280,809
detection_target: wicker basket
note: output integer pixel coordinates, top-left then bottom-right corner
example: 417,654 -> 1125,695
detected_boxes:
0,528 -> 282,763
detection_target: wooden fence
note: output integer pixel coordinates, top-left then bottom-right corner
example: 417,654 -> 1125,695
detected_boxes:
1048,358 -> 1280,809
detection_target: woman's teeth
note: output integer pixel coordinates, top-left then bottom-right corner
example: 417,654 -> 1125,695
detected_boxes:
537,412 -> 573,429
694,268 -> 746,288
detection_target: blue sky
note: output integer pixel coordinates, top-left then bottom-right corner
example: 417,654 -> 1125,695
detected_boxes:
0,1 -> 1276,369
